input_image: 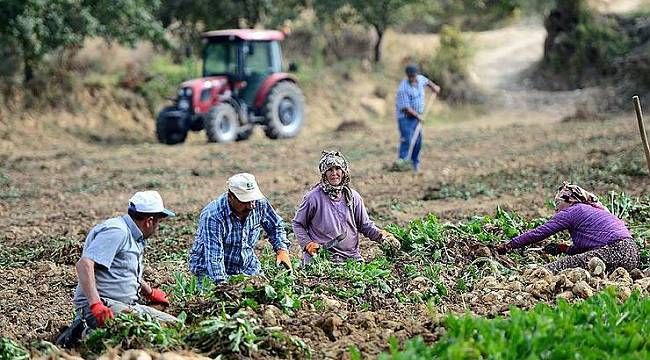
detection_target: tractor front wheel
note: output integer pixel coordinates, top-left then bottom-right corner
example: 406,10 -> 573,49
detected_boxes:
263,81 -> 305,139
156,106 -> 188,145
206,103 -> 239,143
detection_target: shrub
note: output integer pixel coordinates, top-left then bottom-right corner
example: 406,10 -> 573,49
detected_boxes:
132,55 -> 199,115
542,0 -> 632,88
421,25 -> 483,104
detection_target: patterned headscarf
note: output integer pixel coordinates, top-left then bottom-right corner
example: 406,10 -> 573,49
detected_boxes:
318,151 -> 354,210
554,181 -> 607,211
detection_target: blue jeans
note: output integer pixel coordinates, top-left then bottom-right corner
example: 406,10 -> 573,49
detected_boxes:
398,116 -> 422,169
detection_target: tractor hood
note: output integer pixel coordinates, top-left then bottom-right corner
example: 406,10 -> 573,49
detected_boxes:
178,76 -> 229,114
180,76 -> 228,93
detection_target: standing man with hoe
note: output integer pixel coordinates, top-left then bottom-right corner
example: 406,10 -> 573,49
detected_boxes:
394,64 -> 441,171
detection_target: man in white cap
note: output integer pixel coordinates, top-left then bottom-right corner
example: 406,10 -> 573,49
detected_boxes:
56,191 -> 177,347
189,173 -> 292,284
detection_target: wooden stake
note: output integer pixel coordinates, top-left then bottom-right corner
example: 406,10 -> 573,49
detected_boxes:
633,96 -> 650,175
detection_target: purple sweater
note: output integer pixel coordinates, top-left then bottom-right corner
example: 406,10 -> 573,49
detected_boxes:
292,187 -> 382,262
509,203 -> 632,255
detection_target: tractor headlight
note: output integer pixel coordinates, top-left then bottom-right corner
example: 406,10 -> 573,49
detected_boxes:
184,88 -> 192,96
178,99 -> 190,110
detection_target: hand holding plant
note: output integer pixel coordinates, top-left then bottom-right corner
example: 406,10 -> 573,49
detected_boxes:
380,230 -> 401,250
494,242 -> 512,255
543,243 -> 569,256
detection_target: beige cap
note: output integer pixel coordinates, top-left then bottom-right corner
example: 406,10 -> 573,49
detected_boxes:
227,173 -> 264,202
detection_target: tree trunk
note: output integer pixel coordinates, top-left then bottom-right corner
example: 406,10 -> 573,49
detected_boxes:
24,58 -> 33,84
374,26 -> 384,63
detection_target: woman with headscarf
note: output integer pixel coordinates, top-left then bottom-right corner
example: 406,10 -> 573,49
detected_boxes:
292,151 -> 400,264
495,182 -> 639,273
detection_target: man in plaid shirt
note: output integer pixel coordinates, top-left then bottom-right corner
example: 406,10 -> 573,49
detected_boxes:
394,64 -> 441,171
189,173 -> 292,283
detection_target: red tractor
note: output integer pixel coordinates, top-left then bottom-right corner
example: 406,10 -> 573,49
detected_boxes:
156,29 -> 305,144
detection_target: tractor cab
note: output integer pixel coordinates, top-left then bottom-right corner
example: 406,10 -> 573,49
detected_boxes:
203,31 -> 284,104
156,29 -> 304,145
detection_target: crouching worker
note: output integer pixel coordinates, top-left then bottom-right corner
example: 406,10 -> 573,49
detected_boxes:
56,191 -> 177,347
189,173 -> 292,284
495,182 -> 640,273
292,151 -> 400,264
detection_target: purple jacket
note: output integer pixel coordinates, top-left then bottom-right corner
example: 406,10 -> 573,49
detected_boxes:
508,203 -> 632,254
292,186 -> 382,262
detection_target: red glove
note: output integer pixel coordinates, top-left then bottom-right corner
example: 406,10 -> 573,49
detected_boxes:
305,241 -> 320,256
147,288 -> 169,305
90,301 -> 114,327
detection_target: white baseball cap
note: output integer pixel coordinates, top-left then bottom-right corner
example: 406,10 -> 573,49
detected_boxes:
227,173 -> 264,202
128,191 -> 175,217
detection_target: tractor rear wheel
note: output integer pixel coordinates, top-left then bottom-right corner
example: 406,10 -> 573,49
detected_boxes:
263,81 -> 305,139
206,103 -> 239,143
156,106 -> 188,145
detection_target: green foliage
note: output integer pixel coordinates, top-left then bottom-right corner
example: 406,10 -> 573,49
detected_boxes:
0,337 -> 29,360
607,192 -> 650,268
0,236 -> 80,268
453,205 -> 543,244
82,313 -> 184,355
136,55 -> 199,114
307,254 -> 393,299
421,25 -> 481,103
2,0 -> 166,83
386,214 -> 442,252
543,0 -> 632,86
165,272 -> 216,307
81,310 -> 309,358
185,310 -> 263,356
184,309 -> 311,358
381,290 -> 650,359
314,0 -> 424,62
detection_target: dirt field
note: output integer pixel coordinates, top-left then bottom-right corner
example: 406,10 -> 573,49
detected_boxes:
2,19 -> 650,359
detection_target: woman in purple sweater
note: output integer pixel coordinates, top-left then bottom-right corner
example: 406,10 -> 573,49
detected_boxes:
496,182 -> 639,273
292,151 -> 400,264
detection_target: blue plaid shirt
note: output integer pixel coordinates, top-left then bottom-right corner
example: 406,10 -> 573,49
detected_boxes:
189,193 -> 288,283
395,74 -> 430,119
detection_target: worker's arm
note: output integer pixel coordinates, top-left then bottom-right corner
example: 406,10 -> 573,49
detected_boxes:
139,280 -> 152,297
402,106 -> 423,120
76,257 -> 101,305
427,81 -> 441,94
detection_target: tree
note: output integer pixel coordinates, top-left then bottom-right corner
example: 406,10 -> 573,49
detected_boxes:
315,0 -> 423,63
157,0 -> 305,60
0,0 -> 166,83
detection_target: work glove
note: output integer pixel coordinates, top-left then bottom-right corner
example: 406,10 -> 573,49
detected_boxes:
147,288 -> 169,306
380,230 -> 401,250
495,242 -> 512,255
276,249 -> 292,270
304,241 -> 320,256
543,243 -> 569,256
89,301 -> 114,327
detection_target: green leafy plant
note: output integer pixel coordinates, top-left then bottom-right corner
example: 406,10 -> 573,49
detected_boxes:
0,337 -> 29,360
305,252 -> 392,300
82,313 -> 184,355
381,289 -> 650,359
185,309 -> 310,358
386,214 -> 442,253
